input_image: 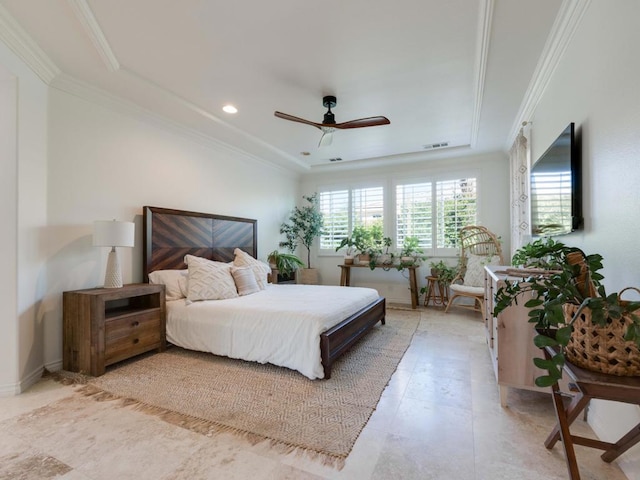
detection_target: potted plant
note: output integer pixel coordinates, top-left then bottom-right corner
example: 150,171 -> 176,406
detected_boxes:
267,250 -> 304,279
493,240 -> 640,387
279,193 -> 325,284
397,236 -> 425,268
429,260 -> 457,284
377,237 -> 394,266
335,237 -> 356,264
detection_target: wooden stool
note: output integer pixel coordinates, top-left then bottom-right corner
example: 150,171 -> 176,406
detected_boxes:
423,275 -> 449,307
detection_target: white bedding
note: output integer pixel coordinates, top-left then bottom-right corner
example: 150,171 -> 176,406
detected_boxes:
166,284 -> 380,379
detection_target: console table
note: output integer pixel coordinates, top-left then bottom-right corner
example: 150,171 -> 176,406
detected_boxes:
338,264 -> 420,309
543,346 -> 640,480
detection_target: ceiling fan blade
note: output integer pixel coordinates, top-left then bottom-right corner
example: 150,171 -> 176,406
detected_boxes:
318,131 -> 334,147
334,116 -> 391,129
274,111 -> 323,129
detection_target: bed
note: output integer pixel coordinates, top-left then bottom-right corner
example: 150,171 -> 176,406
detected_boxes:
142,206 -> 386,379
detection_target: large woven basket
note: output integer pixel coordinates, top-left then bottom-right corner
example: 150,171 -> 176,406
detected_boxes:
564,295 -> 640,376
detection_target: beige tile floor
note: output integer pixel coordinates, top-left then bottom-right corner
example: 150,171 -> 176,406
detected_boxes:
0,308 -> 631,480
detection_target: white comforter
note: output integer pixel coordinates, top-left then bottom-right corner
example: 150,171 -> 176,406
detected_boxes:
166,284 -> 380,379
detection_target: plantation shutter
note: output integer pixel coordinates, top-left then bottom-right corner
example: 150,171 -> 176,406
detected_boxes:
319,190 -> 350,250
396,183 -> 433,249
435,178 -> 477,248
352,187 -> 384,228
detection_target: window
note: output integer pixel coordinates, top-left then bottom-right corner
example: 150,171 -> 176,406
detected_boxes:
396,178 -> 476,252
435,178 -> 477,248
320,178 -> 476,254
319,186 -> 384,250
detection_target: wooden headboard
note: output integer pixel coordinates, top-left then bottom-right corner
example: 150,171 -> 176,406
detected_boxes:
143,206 -> 257,281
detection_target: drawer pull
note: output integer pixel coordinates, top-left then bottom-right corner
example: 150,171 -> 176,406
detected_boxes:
133,338 -> 139,344
132,321 -> 140,327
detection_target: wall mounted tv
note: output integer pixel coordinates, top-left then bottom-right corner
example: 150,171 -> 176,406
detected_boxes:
530,122 -> 582,236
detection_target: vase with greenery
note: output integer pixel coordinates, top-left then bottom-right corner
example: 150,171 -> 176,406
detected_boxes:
279,193 -> 325,270
397,236 -> 425,268
429,260 -> 457,283
493,240 -> 640,387
267,250 -> 304,277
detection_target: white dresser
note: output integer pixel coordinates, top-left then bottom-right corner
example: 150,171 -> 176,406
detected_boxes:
483,265 -> 548,406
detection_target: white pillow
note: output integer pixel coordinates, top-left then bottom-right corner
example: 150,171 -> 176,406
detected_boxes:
231,266 -> 260,296
233,248 -> 271,290
148,269 -> 188,301
463,254 -> 501,287
184,255 -> 239,302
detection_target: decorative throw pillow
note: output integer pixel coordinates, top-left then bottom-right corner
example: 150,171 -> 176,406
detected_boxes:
233,248 -> 271,290
231,266 -> 260,296
184,255 -> 239,302
463,254 -> 501,287
148,269 -> 188,301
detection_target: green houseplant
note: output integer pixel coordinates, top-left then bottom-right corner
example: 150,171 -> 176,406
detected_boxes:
267,250 -> 304,278
397,236 -> 425,268
279,193 -> 325,269
429,260 -> 457,283
493,240 -> 640,387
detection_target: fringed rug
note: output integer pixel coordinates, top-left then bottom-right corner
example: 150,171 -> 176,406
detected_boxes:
57,308 -> 419,468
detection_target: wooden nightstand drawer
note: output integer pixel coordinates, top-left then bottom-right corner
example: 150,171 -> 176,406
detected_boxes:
106,310 -> 161,341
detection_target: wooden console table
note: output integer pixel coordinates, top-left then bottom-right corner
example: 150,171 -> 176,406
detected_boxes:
338,264 -> 419,309
543,346 -> 640,480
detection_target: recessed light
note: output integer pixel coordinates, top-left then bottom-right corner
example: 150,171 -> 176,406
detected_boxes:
222,105 -> 238,114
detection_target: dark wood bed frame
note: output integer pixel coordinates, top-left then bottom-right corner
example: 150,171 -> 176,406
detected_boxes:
142,206 -> 386,379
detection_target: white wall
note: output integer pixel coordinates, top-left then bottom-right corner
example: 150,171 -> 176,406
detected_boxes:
300,153 -> 510,304
39,88 -> 299,372
529,1 -> 640,476
0,42 -> 49,395
0,66 -> 18,393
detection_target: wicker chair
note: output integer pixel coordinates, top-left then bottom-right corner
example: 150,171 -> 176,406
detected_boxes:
445,225 -> 504,314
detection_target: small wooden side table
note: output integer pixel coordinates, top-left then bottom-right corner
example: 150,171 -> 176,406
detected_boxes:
423,275 -> 449,307
543,346 -> 640,480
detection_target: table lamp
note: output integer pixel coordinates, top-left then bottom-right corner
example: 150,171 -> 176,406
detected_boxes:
93,220 -> 135,288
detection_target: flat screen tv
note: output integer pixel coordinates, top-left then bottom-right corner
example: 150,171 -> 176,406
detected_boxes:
530,123 -> 582,236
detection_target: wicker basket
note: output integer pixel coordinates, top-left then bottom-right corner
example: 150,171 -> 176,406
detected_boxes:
564,290 -> 640,376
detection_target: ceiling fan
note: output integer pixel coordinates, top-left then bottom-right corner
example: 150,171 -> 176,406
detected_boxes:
274,95 -> 390,147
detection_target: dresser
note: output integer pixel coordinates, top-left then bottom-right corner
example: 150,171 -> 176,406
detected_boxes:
63,283 -> 166,376
484,265 -> 547,405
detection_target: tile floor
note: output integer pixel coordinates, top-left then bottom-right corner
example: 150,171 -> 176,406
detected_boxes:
0,307 -> 632,479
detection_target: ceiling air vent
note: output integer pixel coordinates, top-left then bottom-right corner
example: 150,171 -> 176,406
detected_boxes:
423,142 -> 449,150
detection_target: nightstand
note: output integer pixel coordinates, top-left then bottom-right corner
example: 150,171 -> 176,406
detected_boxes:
63,283 -> 166,376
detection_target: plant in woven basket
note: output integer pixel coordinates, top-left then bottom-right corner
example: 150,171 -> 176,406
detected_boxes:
493,241 -> 640,387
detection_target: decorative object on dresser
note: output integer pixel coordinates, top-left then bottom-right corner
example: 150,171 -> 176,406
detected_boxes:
279,193 -> 325,284
492,241 -> 640,387
92,219 -> 135,288
63,283 -> 166,376
445,225 -> 503,314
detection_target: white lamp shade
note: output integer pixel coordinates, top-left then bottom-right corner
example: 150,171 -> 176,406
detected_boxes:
93,220 -> 135,247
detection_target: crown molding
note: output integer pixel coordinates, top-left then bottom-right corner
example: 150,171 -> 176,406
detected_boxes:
470,0 -> 494,148
50,73 -> 304,175
0,3 -> 60,83
506,0 -> 592,149
67,0 -> 120,72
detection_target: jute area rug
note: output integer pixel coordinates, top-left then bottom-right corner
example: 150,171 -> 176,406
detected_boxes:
59,308 -> 419,467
